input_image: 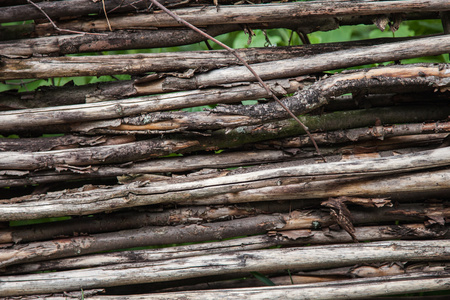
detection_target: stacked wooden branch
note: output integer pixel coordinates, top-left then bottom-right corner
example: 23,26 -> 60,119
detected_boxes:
1,0 -> 450,298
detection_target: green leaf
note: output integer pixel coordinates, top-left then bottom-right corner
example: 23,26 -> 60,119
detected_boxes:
250,271 -> 276,286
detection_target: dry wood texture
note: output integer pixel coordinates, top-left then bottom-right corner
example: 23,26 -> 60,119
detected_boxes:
1,0 -> 450,298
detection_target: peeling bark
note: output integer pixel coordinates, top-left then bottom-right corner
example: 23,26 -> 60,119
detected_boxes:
0,240 -> 449,297
1,147 -> 450,220
0,25 -> 238,57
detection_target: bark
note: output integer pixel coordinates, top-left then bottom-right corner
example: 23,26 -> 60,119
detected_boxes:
3,93 -> 450,139
0,203 -> 290,244
22,13 -> 436,40
113,262 -> 450,293
0,149 -> 309,188
1,235 -> 282,274
0,78 -> 305,133
0,25 -> 238,57
113,85 -> 450,133
211,64 -> 450,122
0,138 -> 201,170
154,35 -> 450,92
261,122 -> 450,149
2,100 -> 448,153
0,77 -> 306,114
0,128 -> 446,187
0,38 -> 414,81
0,134 -> 136,152
2,198 -> 445,244
3,42 -> 448,132
55,10 -> 436,33
0,240 -> 449,296
0,0 -> 172,23
1,147 -> 450,220
2,223 -> 447,274
0,214 -> 286,268
32,104 -> 450,136
2,0 -> 447,25
68,273 -> 450,299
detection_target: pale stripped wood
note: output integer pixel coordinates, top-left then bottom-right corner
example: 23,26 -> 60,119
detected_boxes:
1,147 -> 449,221
0,240 -> 449,297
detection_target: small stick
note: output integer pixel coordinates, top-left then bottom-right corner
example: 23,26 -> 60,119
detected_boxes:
102,0 -> 113,31
148,0 -> 325,162
27,0 -> 106,36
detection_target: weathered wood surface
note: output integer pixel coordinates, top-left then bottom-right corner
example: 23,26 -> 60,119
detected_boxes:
1,62 -> 450,133
0,38 -> 414,80
1,0 -> 450,298
0,25 -> 239,57
0,105 -> 448,170
1,147 -> 449,220
0,125 -> 447,187
2,200 -> 444,245
30,13 -> 435,39
0,78 -> 304,132
0,240 -> 449,297
45,273 -> 450,300
1,223 -> 446,272
2,0 -> 447,24
0,0 -> 182,23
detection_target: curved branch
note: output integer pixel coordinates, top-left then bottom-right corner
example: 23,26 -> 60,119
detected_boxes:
212,64 -> 450,122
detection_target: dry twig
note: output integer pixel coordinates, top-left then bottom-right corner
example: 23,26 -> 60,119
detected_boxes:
26,0 -> 106,36
147,0 -> 325,161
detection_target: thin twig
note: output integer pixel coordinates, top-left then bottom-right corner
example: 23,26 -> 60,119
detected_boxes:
148,0 -> 325,162
102,0 -> 113,31
27,0 -> 107,36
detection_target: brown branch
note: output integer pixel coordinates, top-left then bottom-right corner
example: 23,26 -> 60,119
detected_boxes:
211,64 -> 450,121
2,199 -> 446,245
0,25 -> 239,57
0,0 -> 153,23
1,240 -> 449,296
1,39 -> 407,81
0,138 -> 445,188
106,64 -> 450,132
88,272 -> 450,299
148,0 -> 324,160
26,0 -> 106,36
50,12 -> 439,35
102,0 -> 113,31
1,147 -> 450,220
2,0 -> 449,24
1,104 -> 449,170
2,223 -> 447,275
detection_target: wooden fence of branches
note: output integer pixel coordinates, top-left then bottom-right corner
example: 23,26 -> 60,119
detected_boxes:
1,0 -> 450,298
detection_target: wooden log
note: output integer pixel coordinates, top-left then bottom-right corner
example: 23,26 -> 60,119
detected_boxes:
1,223 -> 449,274
108,262 -> 450,294
1,147 -> 450,220
0,0 -> 178,23
97,63 -> 450,133
0,76 -> 305,112
0,194 -> 436,246
210,64 -> 450,121
56,5 -> 442,32
0,240 -> 449,296
0,128 -> 446,187
0,39 -> 413,80
1,104 -> 449,170
6,0 -> 448,27
1,235 -> 281,274
61,273 -> 450,299
22,13 -> 436,40
0,78 -> 304,132
0,25 -> 238,57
